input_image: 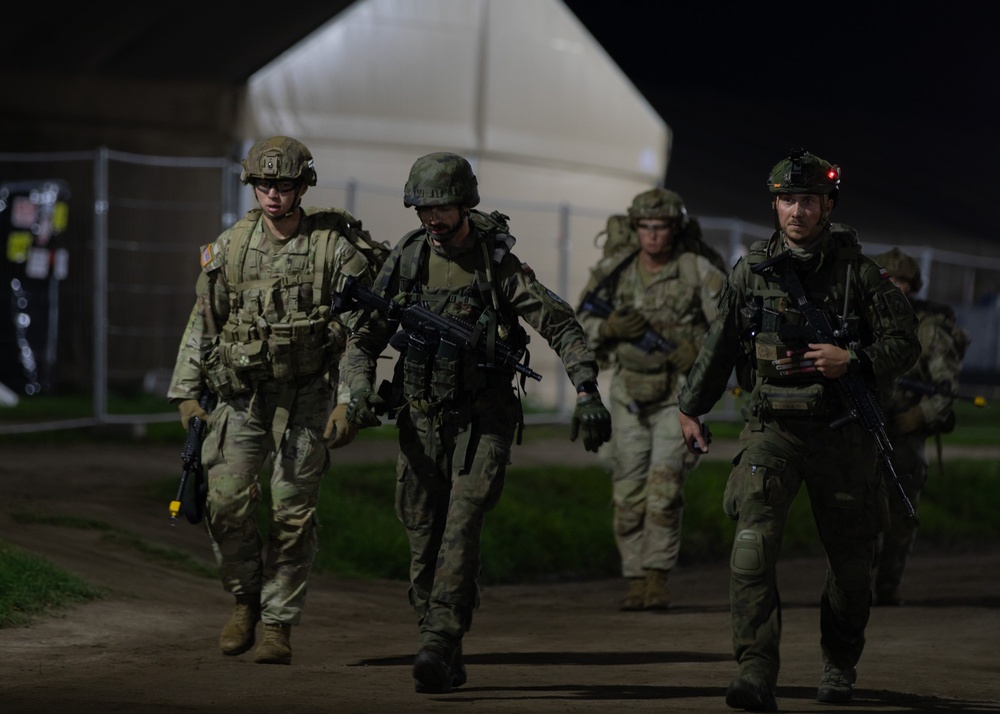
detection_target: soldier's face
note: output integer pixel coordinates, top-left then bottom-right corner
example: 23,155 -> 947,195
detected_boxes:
636,219 -> 677,258
775,193 -> 832,244
253,179 -> 305,220
417,204 -> 467,244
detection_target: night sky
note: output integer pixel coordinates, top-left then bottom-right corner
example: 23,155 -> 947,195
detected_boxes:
560,2 -> 997,246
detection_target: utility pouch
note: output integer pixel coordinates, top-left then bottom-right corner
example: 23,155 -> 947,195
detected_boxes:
402,334 -> 431,402
622,369 -> 673,405
201,341 -> 252,398
220,339 -> 271,381
758,382 -> 827,416
430,337 -> 461,402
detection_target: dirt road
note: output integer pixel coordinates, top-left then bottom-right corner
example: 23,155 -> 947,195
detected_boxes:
0,439 -> 997,713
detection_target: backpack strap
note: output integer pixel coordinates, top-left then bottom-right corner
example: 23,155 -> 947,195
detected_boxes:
225,208 -> 262,310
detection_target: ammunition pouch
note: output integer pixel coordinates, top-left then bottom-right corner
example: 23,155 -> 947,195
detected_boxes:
756,382 -> 828,417
204,306 -> 336,397
621,368 -> 674,405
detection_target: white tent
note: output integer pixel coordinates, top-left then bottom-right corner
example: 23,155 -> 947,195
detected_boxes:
242,0 -> 670,415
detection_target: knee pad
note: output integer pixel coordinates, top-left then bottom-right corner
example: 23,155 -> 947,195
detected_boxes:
731,529 -> 766,576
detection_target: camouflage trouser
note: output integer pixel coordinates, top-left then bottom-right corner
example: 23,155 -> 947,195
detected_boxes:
723,415 -> 888,689
602,383 -> 698,577
874,430 -> 928,597
201,375 -> 331,625
394,386 -> 518,658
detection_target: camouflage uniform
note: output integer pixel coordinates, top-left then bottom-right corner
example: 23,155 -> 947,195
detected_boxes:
342,152 -> 610,692
168,137 -> 379,636
678,150 -> 919,705
577,190 -> 727,602
872,248 -> 966,605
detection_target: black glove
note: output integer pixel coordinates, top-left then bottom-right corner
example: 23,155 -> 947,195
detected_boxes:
346,387 -> 386,429
599,306 -> 647,340
570,393 -> 612,453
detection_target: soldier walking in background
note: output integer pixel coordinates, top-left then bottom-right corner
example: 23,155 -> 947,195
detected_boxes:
167,136 -> 384,665
576,188 -> 727,611
871,247 -> 969,606
677,149 -> 919,711
341,152 -> 612,694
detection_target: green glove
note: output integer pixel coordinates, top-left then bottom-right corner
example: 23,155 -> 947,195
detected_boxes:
599,306 -> 647,340
178,398 -> 209,430
893,405 -> 925,434
665,339 -> 699,373
570,393 -> 612,453
324,403 -> 358,449
347,387 -> 386,429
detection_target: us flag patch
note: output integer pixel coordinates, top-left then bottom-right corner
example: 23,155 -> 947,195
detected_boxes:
200,244 -> 214,267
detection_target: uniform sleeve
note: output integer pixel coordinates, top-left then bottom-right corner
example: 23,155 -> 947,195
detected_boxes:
341,262 -> 398,395
166,233 -> 230,401
855,257 -> 921,382
677,260 -> 747,416
694,254 -> 728,323
329,233 -> 380,403
916,314 -> 963,428
499,253 -> 600,389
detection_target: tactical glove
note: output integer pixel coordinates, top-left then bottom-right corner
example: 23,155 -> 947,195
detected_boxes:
178,398 -> 209,430
347,387 -> 386,429
599,306 -> 647,341
323,403 -> 358,449
570,393 -> 612,453
893,405 -> 925,434
665,339 -> 699,373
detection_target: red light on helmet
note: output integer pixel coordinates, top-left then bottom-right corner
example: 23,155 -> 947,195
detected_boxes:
827,165 -> 841,181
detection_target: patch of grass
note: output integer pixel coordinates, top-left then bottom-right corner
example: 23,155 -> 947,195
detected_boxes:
10,513 -> 216,579
0,540 -> 105,627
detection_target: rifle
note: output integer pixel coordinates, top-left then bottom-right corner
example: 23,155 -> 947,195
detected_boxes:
169,390 -> 216,525
579,290 -> 678,355
334,275 -> 542,383
750,251 -> 915,518
898,376 -> 989,408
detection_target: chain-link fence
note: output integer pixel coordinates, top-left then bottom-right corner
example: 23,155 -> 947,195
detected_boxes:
2,148 -> 998,434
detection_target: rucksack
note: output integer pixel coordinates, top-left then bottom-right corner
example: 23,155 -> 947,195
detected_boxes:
593,213 -> 728,274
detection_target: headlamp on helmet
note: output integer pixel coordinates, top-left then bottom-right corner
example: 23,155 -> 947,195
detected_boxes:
768,148 -> 841,204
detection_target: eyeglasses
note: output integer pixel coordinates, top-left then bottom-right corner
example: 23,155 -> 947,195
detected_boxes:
252,179 -> 299,193
636,221 -> 676,232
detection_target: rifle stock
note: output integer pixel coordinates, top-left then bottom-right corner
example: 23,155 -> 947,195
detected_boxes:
579,290 -> 677,354
751,252 -> 916,519
335,275 -> 542,382
169,390 -> 216,525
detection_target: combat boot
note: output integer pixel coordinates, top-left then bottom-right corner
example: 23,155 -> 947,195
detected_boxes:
643,568 -> 671,610
619,577 -> 646,611
254,623 -> 292,665
816,664 -> 856,704
413,647 -> 453,694
725,673 -> 777,712
218,594 -> 261,656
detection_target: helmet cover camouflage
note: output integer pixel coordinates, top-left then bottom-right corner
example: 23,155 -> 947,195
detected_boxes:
874,247 -> 923,293
768,148 -> 840,203
240,136 -> 317,186
627,187 -> 688,226
403,152 -> 480,208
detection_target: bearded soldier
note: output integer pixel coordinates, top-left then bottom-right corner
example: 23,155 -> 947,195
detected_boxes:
342,151 -> 612,695
677,149 -> 919,711
577,188 -> 727,611
167,136 -> 384,665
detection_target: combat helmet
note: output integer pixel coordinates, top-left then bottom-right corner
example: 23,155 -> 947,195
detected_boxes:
768,148 -> 841,205
874,247 -> 923,292
240,136 -> 317,187
627,187 -> 688,227
403,152 -> 480,208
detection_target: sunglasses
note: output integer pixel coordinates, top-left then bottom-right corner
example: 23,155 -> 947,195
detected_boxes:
252,179 -> 299,193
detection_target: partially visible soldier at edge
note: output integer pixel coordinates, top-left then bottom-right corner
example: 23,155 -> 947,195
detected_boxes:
871,247 -> 969,607
166,136 -> 382,665
576,188 -> 727,611
677,148 -> 919,711
341,151 -> 612,695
